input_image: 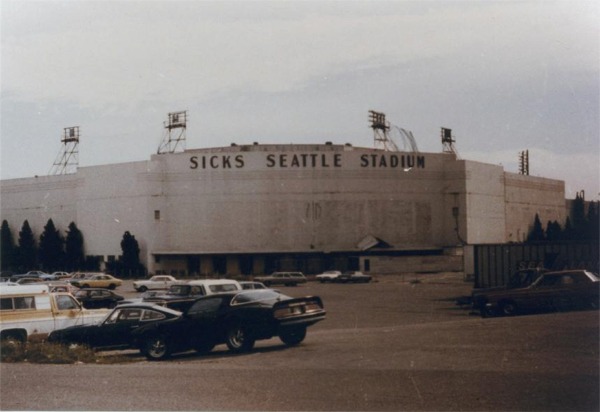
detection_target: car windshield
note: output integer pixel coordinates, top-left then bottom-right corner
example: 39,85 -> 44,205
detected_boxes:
168,285 -> 190,295
231,290 -> 285,305
208,284 -> 238,293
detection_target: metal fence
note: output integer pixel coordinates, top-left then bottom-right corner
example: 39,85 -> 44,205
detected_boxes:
473,241 -> 599,288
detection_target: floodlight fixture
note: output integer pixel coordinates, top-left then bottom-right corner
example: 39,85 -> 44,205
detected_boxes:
369,110 -> 390,131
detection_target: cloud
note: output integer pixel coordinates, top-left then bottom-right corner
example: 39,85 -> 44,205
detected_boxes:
1,1 -> 598,200
3,1 -> 596,108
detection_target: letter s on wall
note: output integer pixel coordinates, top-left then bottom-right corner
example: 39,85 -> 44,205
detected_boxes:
190,156 -> 198,169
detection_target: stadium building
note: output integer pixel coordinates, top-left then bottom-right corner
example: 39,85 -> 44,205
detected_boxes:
0,113 -> 566,277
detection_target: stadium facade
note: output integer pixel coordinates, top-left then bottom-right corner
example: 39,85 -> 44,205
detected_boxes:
0,143 -> 566,276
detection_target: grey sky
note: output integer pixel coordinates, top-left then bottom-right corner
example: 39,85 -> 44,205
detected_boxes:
1,1 -> 598,200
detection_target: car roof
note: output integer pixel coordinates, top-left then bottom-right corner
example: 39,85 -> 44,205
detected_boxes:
188,279 -> 241,286
0,284 -> 50,295
540,270 -> 598,279
190,289 -> 285,303
114,303 -> 182,315
75,288 -> 114,291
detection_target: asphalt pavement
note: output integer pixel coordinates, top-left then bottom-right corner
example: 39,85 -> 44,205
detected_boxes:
1,273 -> 598,411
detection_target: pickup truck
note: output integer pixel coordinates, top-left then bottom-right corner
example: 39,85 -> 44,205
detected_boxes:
0,284 -> 108,343
141,279 -> 242,312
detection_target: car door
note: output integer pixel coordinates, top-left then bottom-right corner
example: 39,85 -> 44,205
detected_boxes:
185,296 -> 227,344
88,290 -> 105,308
92,307 -> 145,347
53,294 -> 88,330
525,275 -> 561,311
157,276 -> 171,290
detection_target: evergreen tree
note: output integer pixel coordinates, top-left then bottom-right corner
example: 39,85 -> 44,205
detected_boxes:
1,220 -> 16,271
571,192 -> 586,239
545,220 -> 562,241
563,217 -> 574,240
120,231 -> 141,277
527,213 -> 545,242
39,219 -> 64,272
17,220 -> 37,271
65,222 -> 85,271
585,202 -> 599,241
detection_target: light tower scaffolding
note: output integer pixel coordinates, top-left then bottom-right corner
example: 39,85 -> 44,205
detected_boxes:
369,110 -> 399,152
441,127 -> 459,156
157,111 -> 188,154
49,126 -> 80,175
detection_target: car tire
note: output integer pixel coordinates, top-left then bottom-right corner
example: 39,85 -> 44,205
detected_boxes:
142,335 -> 171,360
499,300 -> 518,316
138,286 -> 148,293
279,327 -> 306,346
225,323 -> 255,353
1,331 -> 26,350
108,284 -> 116,290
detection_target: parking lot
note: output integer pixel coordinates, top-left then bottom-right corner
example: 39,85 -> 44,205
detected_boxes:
1,273 -> 598,411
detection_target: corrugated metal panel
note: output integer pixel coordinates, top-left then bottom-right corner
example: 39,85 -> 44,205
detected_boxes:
474,241 -> 598,288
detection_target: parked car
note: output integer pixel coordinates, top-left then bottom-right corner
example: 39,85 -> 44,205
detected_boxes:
10,271 -> 48,282
40,271 -> 71,281
315,270 -> 342,283
471,268 -> 548,310
15,277 -> 44,285
335,271 -> 372,283
476,270 -> 600,317
239,281 -> 268,290
254,272 -> 307,287
1,284 -> 109,343
67,273 -> 94,284
47,303 -> 182,350
70,274 -> 123,290
133,275 -> 179,292
142,279 -> 242,311
47,282 -> 77,293
74,288 -> 125,309
131,289 -> 326,360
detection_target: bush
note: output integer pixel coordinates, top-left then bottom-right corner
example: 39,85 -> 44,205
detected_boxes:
1,341 -> 96,364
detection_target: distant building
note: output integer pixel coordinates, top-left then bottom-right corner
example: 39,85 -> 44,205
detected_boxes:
0,143 -> 566,276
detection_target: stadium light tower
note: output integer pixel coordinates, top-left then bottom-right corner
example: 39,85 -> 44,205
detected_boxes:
49,126 -> 80,175
441,127 -> 459,156
369,110 -> 399,151
157,111 -> 188,154
519,150 -> 529,175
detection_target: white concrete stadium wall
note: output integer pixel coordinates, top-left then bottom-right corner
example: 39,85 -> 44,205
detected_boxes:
145,146 -> 452,257
463,160 -> 507,244
503,172 -> 566,242
0,144 -> 567,273
0,174 -> 79,246
76,161 -> 152,262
